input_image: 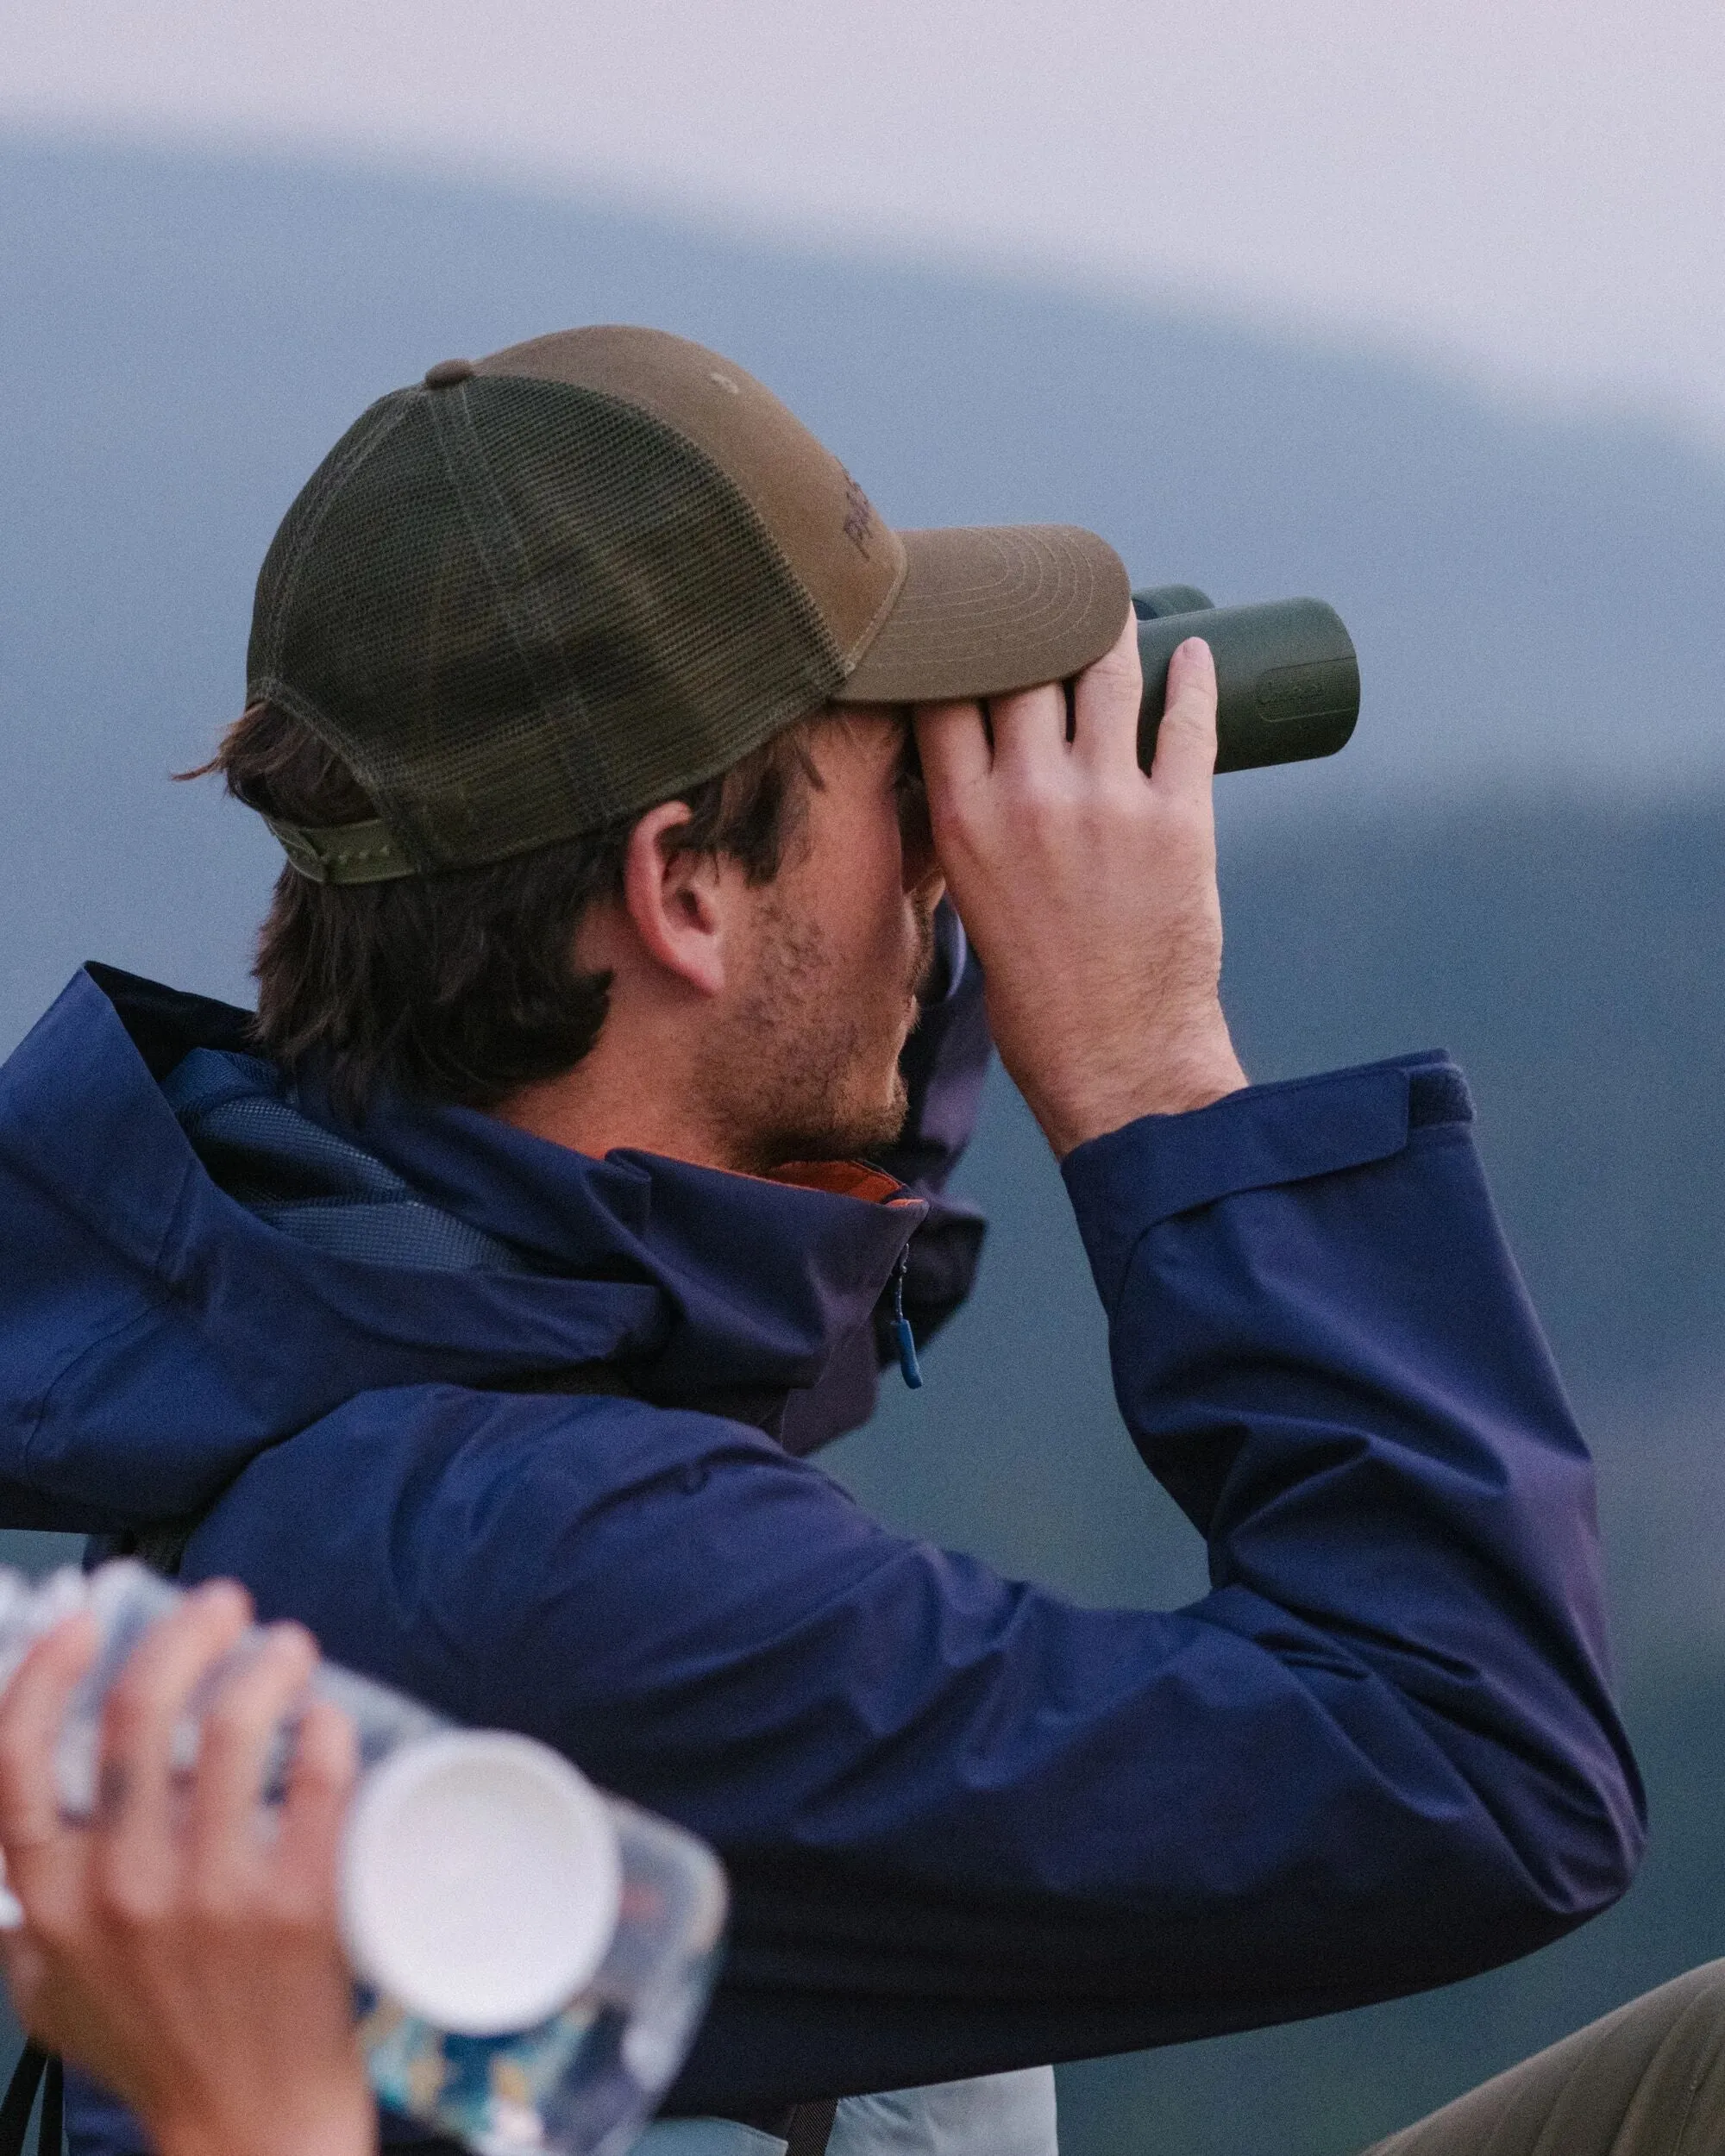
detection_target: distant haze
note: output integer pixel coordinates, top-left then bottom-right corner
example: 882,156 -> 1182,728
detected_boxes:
3,0 -> 1724,444
6,137 -> 1725,1052
5,133 -> 1725,1113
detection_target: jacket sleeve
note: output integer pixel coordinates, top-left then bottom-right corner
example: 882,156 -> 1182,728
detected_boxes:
194,1054 -> 1643,2110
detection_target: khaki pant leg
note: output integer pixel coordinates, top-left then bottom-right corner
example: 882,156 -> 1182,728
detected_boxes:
1364,1961 -> 1725,2156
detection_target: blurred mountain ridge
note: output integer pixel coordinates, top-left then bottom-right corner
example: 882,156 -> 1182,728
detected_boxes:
4,136 -> 1725,1056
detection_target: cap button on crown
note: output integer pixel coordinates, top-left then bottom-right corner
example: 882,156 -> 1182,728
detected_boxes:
423,358 -> 476,390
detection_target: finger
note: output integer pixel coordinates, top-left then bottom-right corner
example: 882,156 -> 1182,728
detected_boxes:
912,699 -> 991,795
95,1582 -> 251,1894
0,1614 -> 98,1875
0,1930 -> 47,2015
187,1623 -> 318,1895
273,1699 -> 358,1921
984,680 -> 1066,781
1071,609 -> 1145,776
910,699 -> 992,785
1146,636 -> 1219,799
187,1621 -> 319,1897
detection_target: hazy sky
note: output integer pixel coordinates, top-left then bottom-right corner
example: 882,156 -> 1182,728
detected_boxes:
5,0 -> 1723,442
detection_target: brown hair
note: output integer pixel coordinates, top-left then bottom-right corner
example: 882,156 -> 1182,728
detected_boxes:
193,705 -> 819,1116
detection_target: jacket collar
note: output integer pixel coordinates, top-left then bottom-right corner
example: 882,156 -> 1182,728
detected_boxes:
4,965 -> 926,1419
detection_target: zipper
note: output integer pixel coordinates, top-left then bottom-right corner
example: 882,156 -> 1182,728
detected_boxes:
891,1246 -> 923,1390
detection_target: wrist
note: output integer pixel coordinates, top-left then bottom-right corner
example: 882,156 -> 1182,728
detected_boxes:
1033,1037 -> 1248,1156
156,2122 -> 373,2156
150,2084 -> 374,2156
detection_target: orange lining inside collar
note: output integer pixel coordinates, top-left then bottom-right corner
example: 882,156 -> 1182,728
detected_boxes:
770,1159 -> 912,1206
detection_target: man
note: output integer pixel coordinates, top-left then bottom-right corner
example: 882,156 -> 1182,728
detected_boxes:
0,325 -> 1642,2156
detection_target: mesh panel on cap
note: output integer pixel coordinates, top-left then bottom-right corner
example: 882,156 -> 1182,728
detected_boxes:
248,391 -> 418,693
248,376 -> 847,870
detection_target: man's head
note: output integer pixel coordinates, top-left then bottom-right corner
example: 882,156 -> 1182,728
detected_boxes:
216,325 -> 1129,1168
213,690 -> 938,1170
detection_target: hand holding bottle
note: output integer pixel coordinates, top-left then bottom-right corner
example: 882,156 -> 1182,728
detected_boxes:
0,1561 -> 726,2156
0,1579 -> 373,2156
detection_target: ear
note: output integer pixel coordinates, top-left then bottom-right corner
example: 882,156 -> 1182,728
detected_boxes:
617,802 -> 736,1000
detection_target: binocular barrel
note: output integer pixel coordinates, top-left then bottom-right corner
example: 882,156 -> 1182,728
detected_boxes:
1134,586 -> 1360,774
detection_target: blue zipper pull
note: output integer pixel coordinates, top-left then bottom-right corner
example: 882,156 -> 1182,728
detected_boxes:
892,1245 -> 923,1389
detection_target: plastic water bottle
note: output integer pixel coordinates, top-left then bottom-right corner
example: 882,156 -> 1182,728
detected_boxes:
0,1561 -> 727,2156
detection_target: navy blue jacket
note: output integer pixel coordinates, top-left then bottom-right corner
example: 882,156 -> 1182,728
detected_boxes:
0,950 -> 1641,2120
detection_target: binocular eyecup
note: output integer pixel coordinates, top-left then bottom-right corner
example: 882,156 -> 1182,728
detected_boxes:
1133,586 -> 1359,774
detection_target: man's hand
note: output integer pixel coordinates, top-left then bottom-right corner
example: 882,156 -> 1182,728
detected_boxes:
0,1582 -> 373,2156
914,614 -> 1247,1156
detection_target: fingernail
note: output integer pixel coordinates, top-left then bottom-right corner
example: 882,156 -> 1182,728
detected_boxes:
191,1578 -> 251,1621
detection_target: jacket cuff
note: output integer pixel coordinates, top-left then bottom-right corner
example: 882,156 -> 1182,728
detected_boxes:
1061,1050 -> 1472,1311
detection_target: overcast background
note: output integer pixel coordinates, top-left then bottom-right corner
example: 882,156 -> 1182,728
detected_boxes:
6,0 -> 1725,445
3,9 -> 1725,2155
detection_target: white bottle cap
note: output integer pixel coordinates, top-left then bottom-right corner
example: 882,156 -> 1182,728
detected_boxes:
340,1730 -> 623,2036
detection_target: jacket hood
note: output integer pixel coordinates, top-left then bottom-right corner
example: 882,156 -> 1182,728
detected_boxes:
0,965 -> 925,1532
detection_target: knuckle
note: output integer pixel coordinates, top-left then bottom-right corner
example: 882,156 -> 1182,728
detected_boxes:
290,1747 -> 347,1801
249,1623 -> 315,1684
932,780 -> 988,833
1073,780 -> 1144,831
100,1672 -> 148,1739
270,1621 -> 318,1669
998,782 -> 1045,824
1163,693 -> 1213,731
1000,767 -> 1064,816
104,1660 -> 174,1744
267,1885 -> 330,1943
187,1875 -> 247,1931
198,1689 -> 263,1753
1090,644 -> 1141,691
30,1901 -> 81,1955
204,1643 -> 304,1744
96,1863 -> 169,1932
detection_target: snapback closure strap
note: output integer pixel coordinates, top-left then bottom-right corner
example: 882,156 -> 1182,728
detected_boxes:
264,815 -> 416,885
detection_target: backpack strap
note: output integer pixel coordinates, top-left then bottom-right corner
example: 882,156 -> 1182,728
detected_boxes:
36,2058 -> 60,2156
783,2098 -> 838,2156
0,2046 -> 62,2156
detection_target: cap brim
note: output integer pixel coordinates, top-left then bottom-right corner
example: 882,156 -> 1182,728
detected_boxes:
832,524 -> 1131,705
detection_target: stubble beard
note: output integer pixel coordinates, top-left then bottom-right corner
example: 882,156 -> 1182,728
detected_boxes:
699,895 -> 938,1174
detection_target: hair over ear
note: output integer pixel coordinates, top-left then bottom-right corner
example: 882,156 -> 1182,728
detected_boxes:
185,705 -> 822,1114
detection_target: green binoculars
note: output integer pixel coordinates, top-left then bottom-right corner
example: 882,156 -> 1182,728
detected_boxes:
1133,586 -> 1359,774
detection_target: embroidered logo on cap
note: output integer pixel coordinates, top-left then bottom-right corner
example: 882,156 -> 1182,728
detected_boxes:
841,472 -> 875,560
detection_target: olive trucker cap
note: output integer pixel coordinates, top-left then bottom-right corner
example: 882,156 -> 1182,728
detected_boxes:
248,325 -> 1131,883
